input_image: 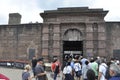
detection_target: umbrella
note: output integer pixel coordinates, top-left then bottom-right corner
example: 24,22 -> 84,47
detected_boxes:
0,74 -> 10,80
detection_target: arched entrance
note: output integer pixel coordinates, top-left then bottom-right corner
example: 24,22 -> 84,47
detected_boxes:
63,29 -> 83,59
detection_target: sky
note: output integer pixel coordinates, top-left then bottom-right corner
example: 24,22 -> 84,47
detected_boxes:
0,0 -> 120,24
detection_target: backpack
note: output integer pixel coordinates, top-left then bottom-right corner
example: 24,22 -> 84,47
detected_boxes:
76,70 -> 82,77
54,64 -> 59,73
105,67 -> 111,79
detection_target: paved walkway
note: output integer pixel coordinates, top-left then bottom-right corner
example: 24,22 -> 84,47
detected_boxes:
0,67 -> 63,80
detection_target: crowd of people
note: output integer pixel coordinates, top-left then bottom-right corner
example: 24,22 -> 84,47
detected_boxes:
62,55 -> 120,80
21,55 -> 120,80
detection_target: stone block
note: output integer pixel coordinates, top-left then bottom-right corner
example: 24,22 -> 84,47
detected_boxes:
42,34 -> 49,40
86,25 -> 93,32
43,26 -> 49,33
98,41 -> 106,48
52,49 -> 60,56
86,49 -> 93,57
98,26 -> 105,32
98,49 -> 106,57
53,34 -> 60,40
85,41 -> 93,48
86,33 -> 93,40
42,49 -> 48,56
42,41 -> 48,48
98,33 -> 106,40
53,41 -> 60,48
53,25 -> 60,33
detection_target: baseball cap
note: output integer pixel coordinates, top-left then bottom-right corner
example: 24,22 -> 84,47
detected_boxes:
37,57 -> 44,62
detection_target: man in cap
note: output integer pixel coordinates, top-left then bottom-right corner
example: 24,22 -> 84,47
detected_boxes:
35,57 -> 47,80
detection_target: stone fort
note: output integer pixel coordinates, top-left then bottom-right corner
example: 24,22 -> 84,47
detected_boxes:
0,7 -> 120,62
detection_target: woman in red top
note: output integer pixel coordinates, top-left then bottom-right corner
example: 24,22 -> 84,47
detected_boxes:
51,57 -> 60,80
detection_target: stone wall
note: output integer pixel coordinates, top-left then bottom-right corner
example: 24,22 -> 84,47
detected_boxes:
0,23 -> 42,61
106,22 -> 120,59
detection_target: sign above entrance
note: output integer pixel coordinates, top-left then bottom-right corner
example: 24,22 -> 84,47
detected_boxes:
63,51 -> 82,59
64,51 -> 82,54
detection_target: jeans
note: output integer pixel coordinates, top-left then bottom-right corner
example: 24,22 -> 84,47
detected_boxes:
53,73 -> 58,80
32,67 -> 36,76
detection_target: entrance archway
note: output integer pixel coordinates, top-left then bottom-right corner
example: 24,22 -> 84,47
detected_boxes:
63,29 -> 83,59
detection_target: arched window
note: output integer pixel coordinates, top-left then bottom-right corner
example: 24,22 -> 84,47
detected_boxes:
63,29 -> 83,41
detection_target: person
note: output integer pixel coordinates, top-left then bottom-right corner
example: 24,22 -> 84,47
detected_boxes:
114,58 -> 120,66
73,55 -> 82,80
82,60 -> 90,80
89,58 -> 98,79
110,58 -> 115,64
109,64 -> 120,80
81,56 -> 88,67
31,56 -> 37,77
68,55 -> 74,70
35,57 -> 47,80
96,56 -> 101,66
98,58 -> 107,80
86,69 -> 96,80
62,55 -> 68,71
51,57 -> 60,80
68,56 -> 75,77
105,61 -> 112,80
63,62 -> 74,80
22,64 -> 32,80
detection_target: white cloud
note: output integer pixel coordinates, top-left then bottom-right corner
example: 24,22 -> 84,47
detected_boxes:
62,0 -> 94,7
0,0 -> 120,24
0,0 -> 43,24
90,0 -> 120,21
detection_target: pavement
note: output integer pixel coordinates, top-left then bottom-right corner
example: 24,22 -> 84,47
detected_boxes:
0,67 -> 63,80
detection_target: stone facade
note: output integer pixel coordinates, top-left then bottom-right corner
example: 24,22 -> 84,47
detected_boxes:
106,22 -> 120,60
0,7 -> 120,62
0,24 -> 42,61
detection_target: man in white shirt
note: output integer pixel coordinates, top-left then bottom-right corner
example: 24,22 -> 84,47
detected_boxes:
98,58 -> 107,80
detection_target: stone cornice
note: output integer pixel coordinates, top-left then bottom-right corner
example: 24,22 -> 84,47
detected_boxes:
40,7 -> 108,18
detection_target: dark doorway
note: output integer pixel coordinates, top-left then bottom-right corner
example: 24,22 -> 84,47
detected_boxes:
63,41 -> 83,59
